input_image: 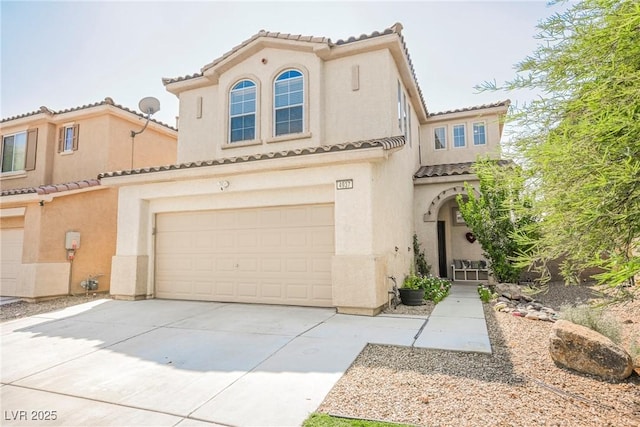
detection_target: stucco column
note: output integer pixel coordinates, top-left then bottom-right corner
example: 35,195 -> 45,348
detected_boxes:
331,166 -> 382,315
110,188 -> 150,299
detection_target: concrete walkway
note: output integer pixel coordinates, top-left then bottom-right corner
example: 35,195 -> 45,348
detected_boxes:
414,282 -> 492,353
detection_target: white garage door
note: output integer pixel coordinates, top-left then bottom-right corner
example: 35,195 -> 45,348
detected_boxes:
1,228 -> 24,296
155,204 -> 334,307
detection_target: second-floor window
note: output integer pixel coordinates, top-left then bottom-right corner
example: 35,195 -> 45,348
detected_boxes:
274,69 -> 303,136
434,127 -> 446,150
473,122 -> 486,145
58,124 -> 79,152
1,129 -> 37,172
453,124 -> 466,148
2,132 -> 27,172
229,80 -> 257,143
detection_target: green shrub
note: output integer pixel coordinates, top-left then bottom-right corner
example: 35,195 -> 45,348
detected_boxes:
560,304 -> 622,344
402,273 -> 422,290
477,284 -> 496,303
419,276 -> 451,304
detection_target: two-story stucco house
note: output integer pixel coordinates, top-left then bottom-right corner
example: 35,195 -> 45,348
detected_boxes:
100,23 -> 508,315
0,98 -> 177,299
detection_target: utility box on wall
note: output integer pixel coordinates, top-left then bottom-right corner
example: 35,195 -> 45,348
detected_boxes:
65,231 -> 81,249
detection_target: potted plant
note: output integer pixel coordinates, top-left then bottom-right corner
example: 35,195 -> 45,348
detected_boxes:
399,273 -> 426,306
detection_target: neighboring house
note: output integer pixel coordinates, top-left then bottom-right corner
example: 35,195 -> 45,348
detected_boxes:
100,23 -> 508,315
0,98 -> 177,300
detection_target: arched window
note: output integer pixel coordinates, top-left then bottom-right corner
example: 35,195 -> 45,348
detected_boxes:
274,69 -> 304,136
229,79 -> 256,143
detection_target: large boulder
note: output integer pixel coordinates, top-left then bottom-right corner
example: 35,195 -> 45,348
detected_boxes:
549,320 -> 634,381
495,283 -> 523,300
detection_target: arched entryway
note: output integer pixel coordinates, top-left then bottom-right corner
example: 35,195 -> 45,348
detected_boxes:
419,186 -> 484,280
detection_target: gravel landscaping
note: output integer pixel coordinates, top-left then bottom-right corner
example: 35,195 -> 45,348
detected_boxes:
320,282 -> 640,427
0,294 -> 109,322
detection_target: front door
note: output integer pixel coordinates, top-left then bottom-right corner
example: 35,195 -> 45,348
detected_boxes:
437,221 -> 447,278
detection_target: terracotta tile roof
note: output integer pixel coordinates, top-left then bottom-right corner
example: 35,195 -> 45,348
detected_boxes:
428,100 -> 511,118
1,97 -> 176,131
1,179 -> 101,197
161,23 -> 427,114
414,160 -> 512,179
99,136 -> 405,179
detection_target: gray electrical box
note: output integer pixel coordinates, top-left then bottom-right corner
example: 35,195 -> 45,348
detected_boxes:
65,231 -> 81,249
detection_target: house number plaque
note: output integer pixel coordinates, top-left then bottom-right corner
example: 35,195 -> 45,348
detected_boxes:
336,179 -> 354,190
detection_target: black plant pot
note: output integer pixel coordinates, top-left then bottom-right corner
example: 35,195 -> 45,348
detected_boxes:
399,288 -> 425,306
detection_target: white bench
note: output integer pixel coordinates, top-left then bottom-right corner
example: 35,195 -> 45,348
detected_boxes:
451,259 -> 489,281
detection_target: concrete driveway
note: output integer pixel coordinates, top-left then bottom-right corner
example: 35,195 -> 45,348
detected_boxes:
1,299 -> 427,426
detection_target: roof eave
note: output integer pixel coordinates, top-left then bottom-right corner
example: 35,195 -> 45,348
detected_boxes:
100,145 -> 390,187
413,173 -> 478,185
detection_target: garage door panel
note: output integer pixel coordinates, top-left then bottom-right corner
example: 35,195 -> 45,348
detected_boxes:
237,282 -> 258,297
216,281 -> 234,296
261,231 -> 282,247
261,259 -> 282,272
260,209 -> 282,225
155,204 -> 334,306
286,258 -> 309,273
312,258 -> 332,273
238,258 -> 258,272
313,284 -> 332,301
1,228 -> 24,296
193,281 -> 214,295
215,258 -> 236,271
261,283 -> 282,298
286,284 -> 309,299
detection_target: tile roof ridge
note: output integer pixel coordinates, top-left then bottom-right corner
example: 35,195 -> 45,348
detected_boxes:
428,99 -> 511,117
1,178 -> 101,197
164,23 -> 406,86
1,97 -> 177,131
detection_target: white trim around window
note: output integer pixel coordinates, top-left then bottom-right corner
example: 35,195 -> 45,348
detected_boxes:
274,69 -> 304,137
229,79 -> 258,143
473,121 -> 487,145
452,124 -> 466,148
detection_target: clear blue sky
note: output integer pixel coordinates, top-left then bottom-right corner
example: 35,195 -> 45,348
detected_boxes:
1,1 -> 564,128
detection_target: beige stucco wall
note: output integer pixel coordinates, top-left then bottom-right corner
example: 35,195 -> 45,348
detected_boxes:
0,188 -> 118,298
0,120 -> 57,191
421,109 -> 505,166
105,115 -> 178,171
175,47 -> 416,164
52,115 -> 110,183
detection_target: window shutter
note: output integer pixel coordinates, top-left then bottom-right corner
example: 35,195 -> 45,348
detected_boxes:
72,124 -> 79,151
25,129 -> 38,171
58,127 -> 64,152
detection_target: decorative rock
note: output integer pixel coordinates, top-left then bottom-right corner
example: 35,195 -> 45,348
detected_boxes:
494,302 -> 507,311
549,320 -> 634,381
491,288 -> 558,322
496,283 -> 523,300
